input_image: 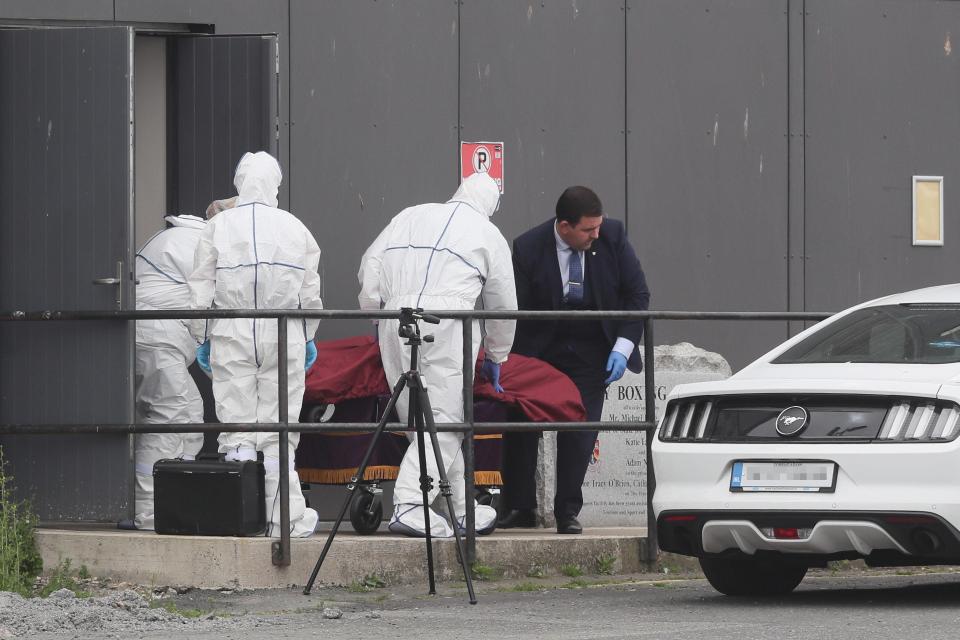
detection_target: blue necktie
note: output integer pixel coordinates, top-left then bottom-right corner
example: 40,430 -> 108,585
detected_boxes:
567,249 -> 583,303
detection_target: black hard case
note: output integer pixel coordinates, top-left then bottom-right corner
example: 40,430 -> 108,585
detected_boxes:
153,459 -> 266,536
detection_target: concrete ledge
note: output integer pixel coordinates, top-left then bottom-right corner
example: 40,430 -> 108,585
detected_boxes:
36,526 -> 648,589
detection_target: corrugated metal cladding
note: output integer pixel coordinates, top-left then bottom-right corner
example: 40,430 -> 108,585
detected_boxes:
288,0 -> 459,328
627,0 -> 790,364
0,1 -> 959,375
168,35 -> 277,217
291,0 -> 960,367
804,0 -> 960,312
460,1 -> 626,242
0,27 -> 134,520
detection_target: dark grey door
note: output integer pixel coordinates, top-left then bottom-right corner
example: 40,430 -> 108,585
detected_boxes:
165,34 -> 280,439
167,35 -> 280,216
0,27 -> 135,521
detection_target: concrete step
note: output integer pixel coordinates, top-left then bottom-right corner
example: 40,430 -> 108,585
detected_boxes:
36,526 -> 649,590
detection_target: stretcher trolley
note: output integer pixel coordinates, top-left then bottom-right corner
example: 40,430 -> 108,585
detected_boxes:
295,336 -> 586,534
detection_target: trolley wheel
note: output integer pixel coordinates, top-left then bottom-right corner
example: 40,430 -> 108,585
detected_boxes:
305,403 -> 335,423
475,487 -> 502,514
349,488 -> 383,535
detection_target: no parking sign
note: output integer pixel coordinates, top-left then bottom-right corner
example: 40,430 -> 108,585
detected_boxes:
460,141 -> 504,193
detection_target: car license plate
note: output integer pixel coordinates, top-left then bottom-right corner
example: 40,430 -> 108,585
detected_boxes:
730,460 -> 837,493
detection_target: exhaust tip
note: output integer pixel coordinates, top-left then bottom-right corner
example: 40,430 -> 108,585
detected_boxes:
911,527 -> 941,554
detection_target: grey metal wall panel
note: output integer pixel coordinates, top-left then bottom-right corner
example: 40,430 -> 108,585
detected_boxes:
805,0 -> 960,312
787,0 -> 808,337
114,0 -> 282,35
0,1 -> 113,22
627,0 -> 789,368
0,27 -> 133,520
460,0 -> 626,246
115,0 -> 292,208
167,35 -> 276,216
289,0 -> 458,331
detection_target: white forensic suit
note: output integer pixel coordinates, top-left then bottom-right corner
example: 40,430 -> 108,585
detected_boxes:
134,214 -> 208,530
358,172 -> 517,537
189,151 -> 322,537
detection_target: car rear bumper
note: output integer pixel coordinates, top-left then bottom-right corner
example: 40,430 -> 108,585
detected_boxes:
657,510 -> 960,563
653,441 -> 960,521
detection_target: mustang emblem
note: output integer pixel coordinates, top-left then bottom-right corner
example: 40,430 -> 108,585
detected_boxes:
775,406 -> 809,437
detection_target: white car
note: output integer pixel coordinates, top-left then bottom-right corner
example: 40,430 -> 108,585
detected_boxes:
652,284 -> 960,595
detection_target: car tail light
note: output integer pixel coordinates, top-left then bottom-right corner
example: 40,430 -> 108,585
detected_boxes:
663,514 -> 696,522
877,402 -> 960,441
659,400 -> 714,441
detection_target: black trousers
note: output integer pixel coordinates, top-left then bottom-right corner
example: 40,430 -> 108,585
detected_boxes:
502,350 -> 606,519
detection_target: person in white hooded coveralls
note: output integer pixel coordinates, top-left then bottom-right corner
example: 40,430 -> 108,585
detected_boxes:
189,151 -> 322,537
358,172 -> 517,537
132,208 -> 233,530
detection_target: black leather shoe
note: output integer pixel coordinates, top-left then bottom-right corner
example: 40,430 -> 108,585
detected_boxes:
556,516 -> 582,534
497,508 -> 537,528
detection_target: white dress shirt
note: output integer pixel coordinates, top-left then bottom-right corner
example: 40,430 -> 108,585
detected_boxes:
553,221 -> 634,361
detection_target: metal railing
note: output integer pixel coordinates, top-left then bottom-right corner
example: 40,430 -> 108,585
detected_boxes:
0,308 -> 832,569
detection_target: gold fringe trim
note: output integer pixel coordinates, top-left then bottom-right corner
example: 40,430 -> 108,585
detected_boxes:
298,467 -> 502,486
298,465 -> 399,484
474,471 -> 502,486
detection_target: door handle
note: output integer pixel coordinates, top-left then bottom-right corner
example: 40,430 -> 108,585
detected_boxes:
92,261 -> 124,309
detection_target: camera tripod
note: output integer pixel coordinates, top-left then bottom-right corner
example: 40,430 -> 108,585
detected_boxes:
303,307 -> 478,604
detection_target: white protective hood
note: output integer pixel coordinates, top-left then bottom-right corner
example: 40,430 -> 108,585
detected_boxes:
234,151 -> 282,208
448,172 -> 500,218
164,214 -> 206,230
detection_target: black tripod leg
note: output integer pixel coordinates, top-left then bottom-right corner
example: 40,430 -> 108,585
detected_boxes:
302,375 -> 407,596
415,380 -> 478,605
411,382 -> 437,595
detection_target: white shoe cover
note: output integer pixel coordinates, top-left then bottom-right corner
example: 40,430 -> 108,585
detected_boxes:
455,503 -> 497,536
388,503 -> 454,538
294,507 -> 320,538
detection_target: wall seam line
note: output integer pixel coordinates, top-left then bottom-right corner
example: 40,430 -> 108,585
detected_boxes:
623,0 -> 629,236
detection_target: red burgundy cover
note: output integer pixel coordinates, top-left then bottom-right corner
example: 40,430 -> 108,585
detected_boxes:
303,335 -> 586,423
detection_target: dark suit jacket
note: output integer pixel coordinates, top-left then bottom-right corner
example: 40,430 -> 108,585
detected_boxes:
511,217 -> 650,373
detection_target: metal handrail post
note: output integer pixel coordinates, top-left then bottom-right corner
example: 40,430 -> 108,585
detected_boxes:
462,318 -> 476,565
274,315 -> 291,566
643,317 -> 658,567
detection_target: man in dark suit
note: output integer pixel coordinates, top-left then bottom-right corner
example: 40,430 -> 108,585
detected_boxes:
498,186 -> 650,534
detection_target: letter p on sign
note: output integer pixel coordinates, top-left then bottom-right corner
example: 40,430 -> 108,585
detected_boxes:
460,141 -> 504,193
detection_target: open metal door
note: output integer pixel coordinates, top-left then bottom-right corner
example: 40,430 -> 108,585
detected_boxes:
165,34 -> 280,444
167,34 -> 280,216
0,27 -> 135,521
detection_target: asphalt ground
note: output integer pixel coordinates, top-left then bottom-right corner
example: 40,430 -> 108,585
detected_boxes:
33,566 -> 960,640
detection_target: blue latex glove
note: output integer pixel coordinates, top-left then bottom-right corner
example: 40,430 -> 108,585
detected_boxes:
305,340 -> 318,370
604,351 -> 628,384
196,340 -> 211,373
480,358 -> 504,393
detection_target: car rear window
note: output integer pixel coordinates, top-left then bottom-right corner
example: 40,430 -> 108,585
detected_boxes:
774,304 -> 960,364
